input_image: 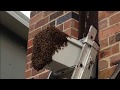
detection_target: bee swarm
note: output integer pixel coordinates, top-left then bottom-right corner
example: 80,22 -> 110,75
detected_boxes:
31,26 -> 69,71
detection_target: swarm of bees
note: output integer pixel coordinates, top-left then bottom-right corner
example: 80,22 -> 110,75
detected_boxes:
31,26 -> 69,71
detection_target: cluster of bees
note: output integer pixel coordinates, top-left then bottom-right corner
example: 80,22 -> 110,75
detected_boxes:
31,26 -> 69,71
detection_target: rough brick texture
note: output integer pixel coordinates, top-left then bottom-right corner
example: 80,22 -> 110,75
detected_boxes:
98,11 -> 120,79
26,11 -> 120,79
26,11 -> 79,79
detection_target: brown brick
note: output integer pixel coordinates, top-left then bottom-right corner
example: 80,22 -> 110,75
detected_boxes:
57,24 -> 63,31
109,12 -> 120,25
35,16 -> 49,29
99,19 -> 107,30
26,63 -> 29,70
99,60 -> 108,70
116,33 -> 120,41
110,54 -> 120,66
29,24 -> 35,32
64,19 -> 71,30
99,11 -> 117,21
25,70 -> 32,78
27,39 -> 33,48
71,28 -> 78,38
112,43 -> 119,54
98,66 -> 117,79
28,28 -> 41,39
42,24 -> 50,30
36,11 -> 41,14
43,11 -> 54,17
50,11 -> 63,21
109,34 -> 116,45
39,71 -> 51,79
71,19 -> 79,29
27,47 -> 33,55
26,54 -> 32,63
99,38 -> 108,49
34,75 -> 39,79
73,11 -> 79,14
26,62 -> 31,70
64,11 -> 70,13
99,47 -> 112,59
42,21 -> 55,30
30,62 -> 32,68
31,68 -> 46,76
30,12 -> 43,25
64,29 -> 71,36
50,21 -> 55,26
99,24 -> 120,40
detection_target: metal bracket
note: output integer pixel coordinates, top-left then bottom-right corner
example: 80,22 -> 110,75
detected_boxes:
110,63 -> 120,79
71,25 -> 99,79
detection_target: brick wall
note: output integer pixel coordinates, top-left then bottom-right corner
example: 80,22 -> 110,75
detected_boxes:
98,11 -> 120,79
26,11 -> 120,79
26,11 -> 79,79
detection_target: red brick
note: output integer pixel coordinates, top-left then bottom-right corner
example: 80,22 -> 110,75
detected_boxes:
31,68 -> 46,76
71,28 -> 78,38
64,29 -> 71,36
57,24 -> 63,31
27,47 -> 33,55
98,66 -> 117,79
30,12 -> 43,25
26,54 -> 32,63
25,70 -> 32,78
27,39 -> 33,48
109,34 -> 116,45
99,60 -> 108,70
29,24 -> 35,32
99,47 -> 112,59
110,54 -> 120,66
28,28 -> 41,39
109,12 -> 120,25
39,71 -> 51,79
64,19 -> 71,30
99,19 -> 107,30
99,38 -> 108,49
71,19 -> 79,29
112,43 -> 119,54
35,16 -> 49,29
99,24 -> 120,40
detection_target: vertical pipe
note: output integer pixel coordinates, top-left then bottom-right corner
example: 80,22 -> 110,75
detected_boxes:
78,11 -> 98,79
0,24 -> 2,79
78,11 -> 85,39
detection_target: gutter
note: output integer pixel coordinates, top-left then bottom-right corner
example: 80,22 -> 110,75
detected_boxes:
6,11 -> 29,28
0,11 -> 29,40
